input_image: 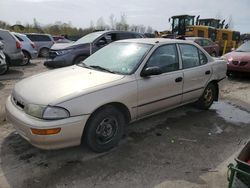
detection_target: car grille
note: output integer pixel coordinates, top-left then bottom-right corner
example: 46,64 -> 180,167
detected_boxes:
49,50 -> 58,59
239,61 -> 248,66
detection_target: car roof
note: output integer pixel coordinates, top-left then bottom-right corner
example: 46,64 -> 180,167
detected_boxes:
185,37 -> 205,40
116,38 -> 196,45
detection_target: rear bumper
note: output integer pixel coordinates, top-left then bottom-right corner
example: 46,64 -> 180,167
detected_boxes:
5,96 -> 90,150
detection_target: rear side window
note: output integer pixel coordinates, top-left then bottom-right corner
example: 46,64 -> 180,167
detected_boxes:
179,44 -> 208,68
146,44 -> 179,73
179,44 -> 200,69
26,34 -> 52,42
115,33 -> 133,40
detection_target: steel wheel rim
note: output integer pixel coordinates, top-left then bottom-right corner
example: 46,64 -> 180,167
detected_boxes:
95,117 -> 118,145
20,55 -> 29,65
204,88 -> 213,106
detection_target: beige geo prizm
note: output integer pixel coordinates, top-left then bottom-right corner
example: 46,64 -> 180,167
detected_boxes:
6,38 -> 227,152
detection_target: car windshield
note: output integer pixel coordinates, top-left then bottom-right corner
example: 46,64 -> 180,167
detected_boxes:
78,42 -> 152,75
236,41 -> 250,52
74,32 -> 104,45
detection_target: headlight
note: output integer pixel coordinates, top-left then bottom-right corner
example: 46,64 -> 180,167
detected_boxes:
43,106 -> 70,120
24,104 -> 70,120
56,49 -> 72,56
24,104 -> 45,118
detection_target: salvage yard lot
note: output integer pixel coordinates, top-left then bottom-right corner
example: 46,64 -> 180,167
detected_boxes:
0,59 -> 250,188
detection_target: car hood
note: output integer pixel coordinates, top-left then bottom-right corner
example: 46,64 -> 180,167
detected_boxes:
51,42 -> 89,50
13,66 -> 125,105
224,51 -> 250,62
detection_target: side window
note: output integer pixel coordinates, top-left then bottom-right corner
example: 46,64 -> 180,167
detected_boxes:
146,44 -> 179,73
115,33 -> 133,40
179,44 -> 200,69
26,35 -> 38,41
203,39 -> 213,46
199,50 -> 208,65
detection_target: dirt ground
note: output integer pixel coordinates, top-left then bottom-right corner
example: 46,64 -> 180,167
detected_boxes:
0,59 -> 250,188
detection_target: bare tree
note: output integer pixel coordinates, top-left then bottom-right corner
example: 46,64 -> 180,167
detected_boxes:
109,14 -> 116,30
227,15 -> 234,29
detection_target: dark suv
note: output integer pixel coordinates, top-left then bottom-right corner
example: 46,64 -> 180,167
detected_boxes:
26,33 -> 54,57
44,30 -> 144,68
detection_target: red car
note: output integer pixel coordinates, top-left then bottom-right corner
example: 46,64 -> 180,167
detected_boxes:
186,37 -> 220,57
223,41 -> 250,75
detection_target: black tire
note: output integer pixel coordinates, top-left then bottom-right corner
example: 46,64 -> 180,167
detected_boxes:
39,48 -> 49,58
20,51 -> 30,65
84,105 -> 125,152
0,63 -> 9,75
73,56 -> 86,65
195,83 -> 216,110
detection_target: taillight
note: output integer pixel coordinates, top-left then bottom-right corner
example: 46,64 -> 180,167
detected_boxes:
30,42 -> 36,48
16,41 -> 21,49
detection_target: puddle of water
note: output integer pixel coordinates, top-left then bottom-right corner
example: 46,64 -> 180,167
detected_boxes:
211,101 -> 250,124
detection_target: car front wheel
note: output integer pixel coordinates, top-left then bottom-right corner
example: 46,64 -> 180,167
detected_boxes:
83,105 -> 125,152
196,83 -> 216,110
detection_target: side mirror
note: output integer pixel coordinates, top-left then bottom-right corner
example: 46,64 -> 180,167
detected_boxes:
0,42 -> 4,50
96,39 -> 106,46
141,66 -> 162,77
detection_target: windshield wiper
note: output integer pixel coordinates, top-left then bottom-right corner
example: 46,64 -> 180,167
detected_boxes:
89,65 -> 115,74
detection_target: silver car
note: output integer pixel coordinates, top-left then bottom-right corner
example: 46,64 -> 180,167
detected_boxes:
13,32 -> 38,64
0,29 -> 24,66
6,38 -> 227,152
25,33 -> 54,57
0,41 -> 8,75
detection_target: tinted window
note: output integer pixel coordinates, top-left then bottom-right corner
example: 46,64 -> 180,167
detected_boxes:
179,44 -> 200,69
202,39 -> 213,46
15,35 -> 23,41
146,44 -> 179,73
115,33 -> 133,40
26,34 -> 51,42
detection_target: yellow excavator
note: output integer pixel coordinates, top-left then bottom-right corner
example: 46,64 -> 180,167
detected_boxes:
167,15 -> 240,54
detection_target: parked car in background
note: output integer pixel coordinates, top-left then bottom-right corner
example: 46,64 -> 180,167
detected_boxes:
223,41 -> 250,75
6,38 -> 227,152
0,29 -> 24,66
44,30 -> 144,68
0,41 -> 8,75
25,33 -> 54,58
186,37 -> 219,57
53,35 -> 72,43
13,32 -> 38,65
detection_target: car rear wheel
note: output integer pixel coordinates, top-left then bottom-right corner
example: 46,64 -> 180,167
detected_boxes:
83,105 -> 125,152
39,48 -> 49,58
73,56 -> 86,65
195,83 -> 216,110
0,63 -> 9,75
20,51 -> 30,65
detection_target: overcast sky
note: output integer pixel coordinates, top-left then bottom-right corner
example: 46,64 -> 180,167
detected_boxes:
0,0 -> 249,33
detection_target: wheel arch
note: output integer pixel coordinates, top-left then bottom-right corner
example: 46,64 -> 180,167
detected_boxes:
22,49 -> 31,58
81,102 -> 131,142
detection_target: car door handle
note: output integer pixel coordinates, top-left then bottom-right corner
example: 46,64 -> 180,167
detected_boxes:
205,70 -> 211,75
175,77 -> 183,82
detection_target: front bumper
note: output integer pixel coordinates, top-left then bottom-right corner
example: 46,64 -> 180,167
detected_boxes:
44,54 -> 73,68
5,96 -> 90,150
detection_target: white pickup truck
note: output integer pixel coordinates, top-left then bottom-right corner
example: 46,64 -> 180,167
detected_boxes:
6,38 -> 227,152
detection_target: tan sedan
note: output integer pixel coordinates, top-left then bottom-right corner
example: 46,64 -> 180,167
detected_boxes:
6,38 -> 227,152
